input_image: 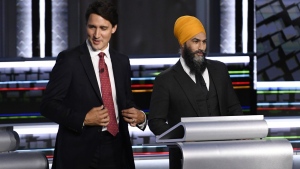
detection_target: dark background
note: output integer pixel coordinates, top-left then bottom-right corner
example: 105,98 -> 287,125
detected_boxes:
0,0 -> 300,123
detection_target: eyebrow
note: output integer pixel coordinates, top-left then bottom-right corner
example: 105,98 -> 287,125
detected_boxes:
87,24 -> 109,28
192,38 -> 207,41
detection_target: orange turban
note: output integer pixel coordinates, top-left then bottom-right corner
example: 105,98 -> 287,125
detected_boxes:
174,15 -> 206,45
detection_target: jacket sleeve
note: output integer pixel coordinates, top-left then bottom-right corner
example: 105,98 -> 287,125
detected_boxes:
148,74 -> 172,135
40,52 -> 86,133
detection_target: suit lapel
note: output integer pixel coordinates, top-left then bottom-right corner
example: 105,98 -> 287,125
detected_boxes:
172,61 -> 200,116
206,60 -> 217,86
109,49 -> 122,99
206,60 -> 223,113
79,42 -> 102,101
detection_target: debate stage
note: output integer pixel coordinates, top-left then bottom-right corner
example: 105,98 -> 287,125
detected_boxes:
5,116 -> 299,169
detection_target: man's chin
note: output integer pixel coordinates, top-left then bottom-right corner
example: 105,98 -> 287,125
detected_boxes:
91,44 -> 103,51
194,55 -> 204,62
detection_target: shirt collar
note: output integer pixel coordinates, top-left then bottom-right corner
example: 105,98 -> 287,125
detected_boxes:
179,55 -> 208,76
180,55 -> 194,76
86,39 -> 110,59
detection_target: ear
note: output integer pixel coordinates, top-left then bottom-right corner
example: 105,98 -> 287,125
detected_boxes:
112,25 -> 117,34
181,43 -> 185,49
181,42 -> 186,48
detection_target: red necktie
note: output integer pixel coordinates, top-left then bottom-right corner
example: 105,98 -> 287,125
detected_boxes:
98,52 -> 118,136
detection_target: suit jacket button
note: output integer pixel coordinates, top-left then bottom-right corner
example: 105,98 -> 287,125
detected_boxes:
98,129 -> 101,132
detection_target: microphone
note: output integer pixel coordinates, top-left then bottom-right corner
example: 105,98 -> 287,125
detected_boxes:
100,68 -> 104,73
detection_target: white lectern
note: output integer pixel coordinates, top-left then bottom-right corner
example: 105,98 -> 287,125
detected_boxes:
156,115 -> 293,169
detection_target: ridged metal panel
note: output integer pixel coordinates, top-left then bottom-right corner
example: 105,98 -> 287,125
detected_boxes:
16,0 -> 32,58
220,0 -> 236,53
52,0 -> 68,57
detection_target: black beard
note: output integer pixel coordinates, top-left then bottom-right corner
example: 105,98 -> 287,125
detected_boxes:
182,44 -> 207,75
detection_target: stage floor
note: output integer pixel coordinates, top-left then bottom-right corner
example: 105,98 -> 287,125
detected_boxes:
47,153 -> 300,169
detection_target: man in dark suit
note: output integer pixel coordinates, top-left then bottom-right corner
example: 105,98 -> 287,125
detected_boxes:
148,15 -> 243,169
41,1 -> 146,169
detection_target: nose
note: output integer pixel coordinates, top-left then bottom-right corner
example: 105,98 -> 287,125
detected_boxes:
199,42 -> 206,51
94,28 -> 100,38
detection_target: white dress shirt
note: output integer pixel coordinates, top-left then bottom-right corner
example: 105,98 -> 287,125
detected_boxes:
87,40 -> 119,130
86,40 -> 146,129
180,56 -> 210,91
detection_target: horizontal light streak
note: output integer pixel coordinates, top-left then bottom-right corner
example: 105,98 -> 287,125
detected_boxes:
266,136 -> 300,139
131,77 -> 155,81
257,90 -> 300,94
16,148 -> 54,153
1,82 -> 250,91
11,116 -> 300,134
257,81 -> 300,89
131,84 -> 153,88
19,149 -> 300,158
14,125 -> 59,134
133,152 -> 169,156
0,80 -> 48,85
14,123 -> 154,135
257,102 -> 300,106
232,82 -> 250,85
0,61 -> 56,68
130,58 -> 178,65
0,87 -> 45,91
1,113 -> 41,116
230,74 -> 249,78
242,106 -> 250,109
0,116 -> 43,120
0,88 -> 151,93
1,108 -> 251,118
134,75 -> 250,79
132,89 -> 153,93
257,107 -> 300,111
0,56 -> 250,68
0,72 -> 249,86
132,145 -> 167,149
208,56 -> 249,63
233,86 -> 250,89
290,140 -> 300,143
43,152 -> 169,159
228,70 -> 249,74
265,117 -> 300,128
1,79 -> 250,85
0,78 -> 158,84
0,113 -> 44,119
131,76 -> 249,80
132,82 -> 249,88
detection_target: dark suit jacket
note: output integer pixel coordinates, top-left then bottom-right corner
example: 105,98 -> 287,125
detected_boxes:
148,59 -> 243,136
41,42 -> 137,169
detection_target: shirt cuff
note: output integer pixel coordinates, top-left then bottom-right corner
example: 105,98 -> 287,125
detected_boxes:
137,110 -> 147,129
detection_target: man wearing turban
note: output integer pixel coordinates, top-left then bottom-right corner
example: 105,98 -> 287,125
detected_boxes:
148,15 -> 243,169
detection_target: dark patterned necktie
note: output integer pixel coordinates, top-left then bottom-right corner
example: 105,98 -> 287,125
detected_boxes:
98,52 -> 118,136
196,73 -> 208,93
